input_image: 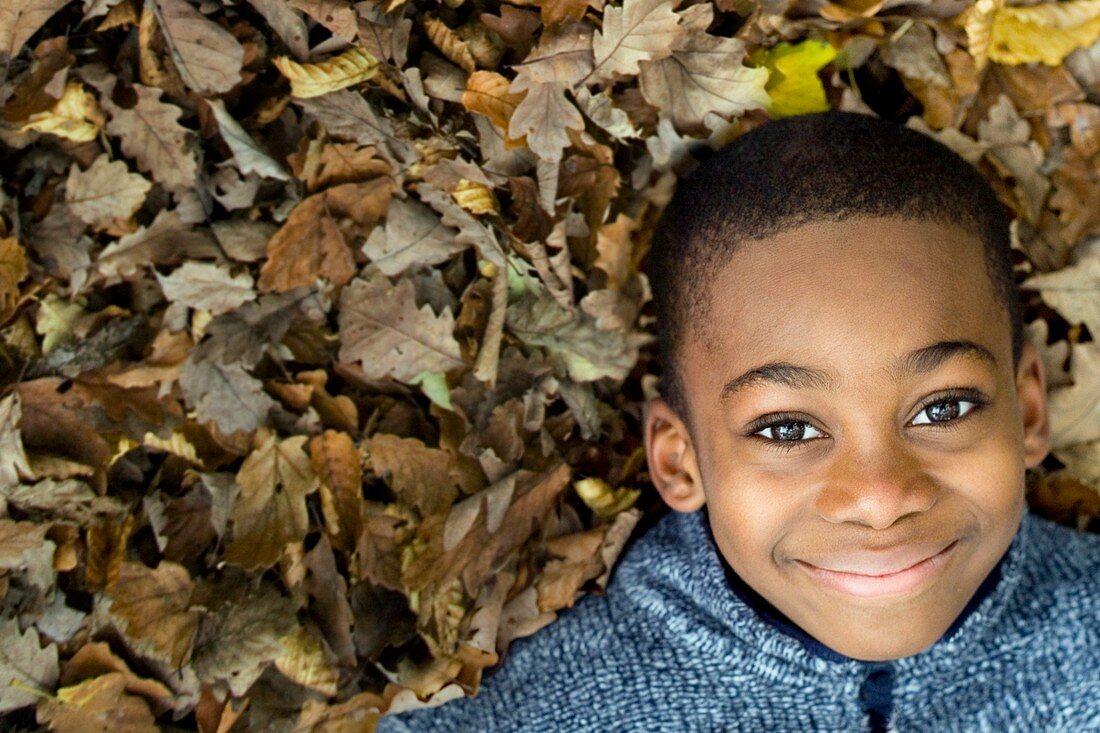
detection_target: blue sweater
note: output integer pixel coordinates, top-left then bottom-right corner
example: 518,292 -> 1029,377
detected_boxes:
375,505 -> 1100,732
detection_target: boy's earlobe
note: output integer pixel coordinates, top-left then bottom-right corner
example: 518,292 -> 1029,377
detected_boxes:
643,398 -> 706,513
1016,339 -> 1051,469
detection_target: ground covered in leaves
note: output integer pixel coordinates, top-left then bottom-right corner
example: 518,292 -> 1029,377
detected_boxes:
0,0 -> 1099,730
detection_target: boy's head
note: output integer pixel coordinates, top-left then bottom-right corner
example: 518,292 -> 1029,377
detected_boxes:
643,110 -> 1051,661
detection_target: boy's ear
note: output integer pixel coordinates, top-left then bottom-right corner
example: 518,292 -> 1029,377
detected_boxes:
1016,338 -> 1050,469
644,397 -> 706,512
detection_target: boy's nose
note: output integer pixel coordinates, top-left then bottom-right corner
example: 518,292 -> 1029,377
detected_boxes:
814,439 -> 940,530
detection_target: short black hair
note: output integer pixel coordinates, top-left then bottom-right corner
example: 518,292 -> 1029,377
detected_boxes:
647,110 -> 1023,424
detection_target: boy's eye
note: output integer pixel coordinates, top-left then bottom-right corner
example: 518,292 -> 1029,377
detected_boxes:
754,420 -> 824,443
911,398 -> 979,425
747,392 -> 988,451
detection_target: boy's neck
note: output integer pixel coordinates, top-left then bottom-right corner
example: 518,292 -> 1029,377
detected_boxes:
699,505 -> 1009,665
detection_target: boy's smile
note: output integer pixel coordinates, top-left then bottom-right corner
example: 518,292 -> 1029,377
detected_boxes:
645,216 -> 1050,661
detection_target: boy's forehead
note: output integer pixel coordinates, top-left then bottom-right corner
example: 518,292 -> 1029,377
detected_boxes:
691,216 -> 1002,364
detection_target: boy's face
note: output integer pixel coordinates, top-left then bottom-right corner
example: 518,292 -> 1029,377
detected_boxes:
644,216 -> 1050,662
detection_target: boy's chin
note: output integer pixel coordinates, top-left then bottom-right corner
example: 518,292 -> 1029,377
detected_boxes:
814,625 -> 946,662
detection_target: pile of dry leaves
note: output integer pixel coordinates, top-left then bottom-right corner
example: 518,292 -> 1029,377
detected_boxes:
0,0 -> 1098,729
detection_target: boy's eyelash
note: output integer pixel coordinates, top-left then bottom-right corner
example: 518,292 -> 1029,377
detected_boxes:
744,388 -> 990,454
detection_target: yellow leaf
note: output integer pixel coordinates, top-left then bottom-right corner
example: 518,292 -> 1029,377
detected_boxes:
424,16 -> 477,73
451,179 -> 499,216
34,293 -> 86,354
19,79 -> 105,142
462,71 -> 526,147
141,430 -> 200,465
275,626 -> 339,697
573,477 -> 640,519
749,39 -> 837,119
989,0 -> 1100,67
273,46 -> 380,98
957,0 -> 1005,72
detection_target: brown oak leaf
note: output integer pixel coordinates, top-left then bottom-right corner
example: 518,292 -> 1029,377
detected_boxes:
102,561 -> 200,669
64,155 -> 151,231
150,0 -> 245,94
223,432 -> 320,569
337,272 -> 465,382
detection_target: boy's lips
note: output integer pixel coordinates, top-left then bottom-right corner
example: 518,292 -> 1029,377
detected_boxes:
794,539 -> 960,599
798,538 -> 958,576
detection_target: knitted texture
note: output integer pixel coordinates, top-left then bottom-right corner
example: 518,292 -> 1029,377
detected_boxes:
375,506 -> 1100,732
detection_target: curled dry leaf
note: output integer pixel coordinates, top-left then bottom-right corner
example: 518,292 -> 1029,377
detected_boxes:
36,671 -> 158,732
273,46 -> 381,98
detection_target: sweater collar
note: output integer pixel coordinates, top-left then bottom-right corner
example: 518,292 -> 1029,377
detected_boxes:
647,504 -> 1031,673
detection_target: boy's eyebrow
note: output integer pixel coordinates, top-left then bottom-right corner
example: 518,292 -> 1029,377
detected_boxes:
719,340 -> 997,401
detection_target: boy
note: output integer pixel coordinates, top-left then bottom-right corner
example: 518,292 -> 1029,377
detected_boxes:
376,111 -> 1100,732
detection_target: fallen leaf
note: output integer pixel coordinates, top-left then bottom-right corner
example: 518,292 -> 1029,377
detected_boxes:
1022,248 -> 1100,335
36,671 -> 157,732
0,236 -> 29,323
191,580 -> 297,698
95,209 -> 219,286
150,0 -> 245,94
274,46 -> 380,98
247,0 -> 309,59
257,183 -> 389,292
223,432 -> 320,569
338,272 -> 465,382
0,391 -> 33,488
424,16 -> 477,73
1047,341 -> 1100,448
0,615 -> 59,713
989,0 -> 1100,67
638,7 -> 769,132
178,358 -> 278,436
205,98 -> 289,181
101,83 -> 199,192
155,261 -> 257,316
361,195 -> 465,277
59,643 -> 174,715
102,561 -> 200,669
589,0 -> 685,85
290,0 -> 357,42
508,82 -> 585,164
0,0 -> 70,62
749,39 -> 837,119
273,625 -> 339,697
19,79 -> 104,142
506,287 -> 644,382
65,155 -> 152,231
366,433 -> 459,516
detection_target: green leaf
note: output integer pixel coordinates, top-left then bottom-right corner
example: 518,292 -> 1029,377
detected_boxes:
749,39 -> 837,119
